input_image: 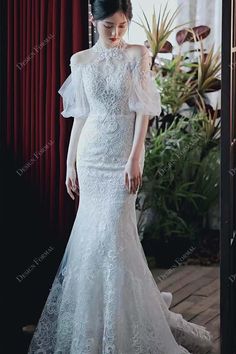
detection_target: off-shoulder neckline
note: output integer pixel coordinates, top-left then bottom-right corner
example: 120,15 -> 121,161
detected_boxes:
70,49 -> 150,70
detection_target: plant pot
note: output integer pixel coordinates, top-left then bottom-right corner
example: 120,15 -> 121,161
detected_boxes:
141,237 -> 195,268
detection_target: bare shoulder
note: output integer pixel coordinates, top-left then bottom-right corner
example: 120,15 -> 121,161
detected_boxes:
70,48 -> 94,66
70,44 -> 148,67
126,44 -> 148,60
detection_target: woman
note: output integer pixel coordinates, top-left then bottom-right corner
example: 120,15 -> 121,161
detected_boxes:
27,1 -> 214,353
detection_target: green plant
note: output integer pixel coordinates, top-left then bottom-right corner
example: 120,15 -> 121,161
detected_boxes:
135,5 -> 221,246
155,54 -> 197,115
154,42 -> 221,121
132,3 -> 190,68
184,29 -> 221,95
139,114 -> 220,241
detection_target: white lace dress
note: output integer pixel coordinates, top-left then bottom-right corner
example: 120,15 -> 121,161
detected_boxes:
27,39 -> 214,354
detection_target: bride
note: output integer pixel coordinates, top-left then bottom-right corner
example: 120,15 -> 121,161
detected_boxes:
27,0 -> 214,353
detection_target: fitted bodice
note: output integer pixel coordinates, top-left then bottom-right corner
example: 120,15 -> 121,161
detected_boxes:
70,40 -> 141,118
58,38 -> 162,166
78,61 -> 133,117
58,38 -> 161,122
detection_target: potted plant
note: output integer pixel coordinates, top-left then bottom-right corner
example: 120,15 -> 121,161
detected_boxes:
134,5 -> 221,267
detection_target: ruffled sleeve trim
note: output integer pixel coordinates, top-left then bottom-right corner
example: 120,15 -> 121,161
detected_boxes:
128,48 -> 161,119
58,64 -> 90,120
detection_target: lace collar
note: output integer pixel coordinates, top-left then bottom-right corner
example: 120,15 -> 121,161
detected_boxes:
91,38 -> 128,61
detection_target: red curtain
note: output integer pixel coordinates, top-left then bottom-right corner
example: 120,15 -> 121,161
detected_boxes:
4,0 -> 89,239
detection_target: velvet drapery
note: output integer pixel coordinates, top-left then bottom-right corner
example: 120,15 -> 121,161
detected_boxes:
3,0 -> 89,239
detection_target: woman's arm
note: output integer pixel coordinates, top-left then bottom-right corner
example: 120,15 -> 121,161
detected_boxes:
125,114 -> 149,194
125,45 -> 159,194
128,114 -> 149,162
65,118 -> 86,200
66,118 -> 86,168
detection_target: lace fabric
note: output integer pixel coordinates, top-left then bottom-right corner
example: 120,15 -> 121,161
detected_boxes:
27,39 -> 214,354
58,39 -> 161,121
128,49 -> 161,118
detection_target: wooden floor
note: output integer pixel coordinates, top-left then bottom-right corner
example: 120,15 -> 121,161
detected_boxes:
150,264 -> 220,354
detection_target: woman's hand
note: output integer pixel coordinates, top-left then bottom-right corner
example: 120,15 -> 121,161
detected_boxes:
65,165 -> 79,200
124,158 -> 142,194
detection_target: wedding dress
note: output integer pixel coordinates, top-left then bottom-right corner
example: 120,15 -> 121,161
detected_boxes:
27,38 -> 214,354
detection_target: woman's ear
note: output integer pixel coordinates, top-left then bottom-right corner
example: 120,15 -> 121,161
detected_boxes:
89,14 -> 96,27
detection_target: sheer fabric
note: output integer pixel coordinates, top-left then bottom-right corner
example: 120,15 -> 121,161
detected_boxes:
58,64 -> 90,120
128,49 -> 161,118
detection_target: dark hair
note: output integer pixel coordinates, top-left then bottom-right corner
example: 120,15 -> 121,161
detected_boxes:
90,0 -> 133,22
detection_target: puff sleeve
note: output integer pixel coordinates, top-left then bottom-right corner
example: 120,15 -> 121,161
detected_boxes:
128,47 -> 161,119
58,60 -> 90,120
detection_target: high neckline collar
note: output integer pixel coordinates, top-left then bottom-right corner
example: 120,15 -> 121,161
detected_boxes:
92,38 -> 127,52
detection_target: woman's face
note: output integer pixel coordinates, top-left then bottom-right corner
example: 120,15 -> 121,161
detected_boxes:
91,11 -> 129,46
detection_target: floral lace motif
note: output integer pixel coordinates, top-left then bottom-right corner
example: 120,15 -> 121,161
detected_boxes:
29,40 -> 214,354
